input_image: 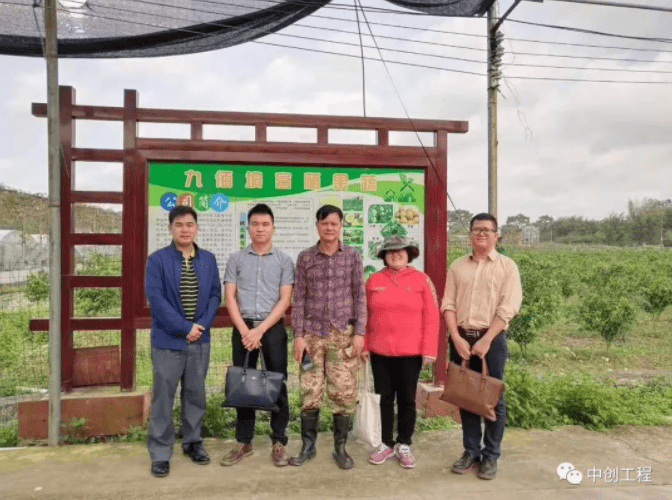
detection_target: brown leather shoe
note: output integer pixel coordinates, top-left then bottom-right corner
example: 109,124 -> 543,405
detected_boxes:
271,442 -> 289,467
220,442 -> 253,466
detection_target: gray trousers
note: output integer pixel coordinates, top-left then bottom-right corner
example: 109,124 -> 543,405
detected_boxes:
147,343 -> 210,462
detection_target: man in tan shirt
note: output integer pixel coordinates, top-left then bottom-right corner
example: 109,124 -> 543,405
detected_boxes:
441,213 -> 522,480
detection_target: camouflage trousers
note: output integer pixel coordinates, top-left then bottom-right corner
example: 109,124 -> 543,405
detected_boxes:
300,327 -> 360,415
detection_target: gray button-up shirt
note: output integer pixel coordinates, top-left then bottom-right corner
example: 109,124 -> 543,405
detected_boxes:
223,245 -> 295,320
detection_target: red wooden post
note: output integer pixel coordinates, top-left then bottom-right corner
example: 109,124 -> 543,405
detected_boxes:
429,130 -> 449,386
60,86 -> 76,393
121,89 -> 138,391
376,129 -> 389,146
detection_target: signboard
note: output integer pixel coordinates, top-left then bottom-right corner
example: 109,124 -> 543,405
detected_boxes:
148,162 -> 425,280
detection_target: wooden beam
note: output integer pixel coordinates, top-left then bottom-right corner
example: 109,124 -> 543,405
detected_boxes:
72,191 -> 123,204
72,233 -> 123,245
72,148 -> 124,162
33,102 -> 469,134
66,275 -> 122,288
31,317 -> 124,332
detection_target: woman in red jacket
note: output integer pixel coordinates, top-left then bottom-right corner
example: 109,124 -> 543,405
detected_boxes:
362,235 -> 440,469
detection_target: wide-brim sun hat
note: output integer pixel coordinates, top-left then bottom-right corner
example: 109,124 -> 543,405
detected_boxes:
376,235 -> 420,260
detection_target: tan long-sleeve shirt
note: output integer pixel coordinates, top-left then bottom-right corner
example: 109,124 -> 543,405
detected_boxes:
440,249 -> 522,330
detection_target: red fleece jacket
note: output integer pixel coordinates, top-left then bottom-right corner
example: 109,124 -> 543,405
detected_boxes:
364,266 -> 440,357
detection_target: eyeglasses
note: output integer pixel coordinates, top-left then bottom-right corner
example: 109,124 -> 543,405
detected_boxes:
471,228 -> 496,235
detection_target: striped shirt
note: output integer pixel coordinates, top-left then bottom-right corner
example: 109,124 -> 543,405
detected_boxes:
180,251 -> 199,321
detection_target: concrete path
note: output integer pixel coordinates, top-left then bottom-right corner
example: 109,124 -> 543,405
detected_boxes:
1,426 -> 670,500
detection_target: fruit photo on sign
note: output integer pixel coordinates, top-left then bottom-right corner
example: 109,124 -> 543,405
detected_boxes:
344,212 -> 364,227
396,206 -> 420,225
368,204 -> 393,224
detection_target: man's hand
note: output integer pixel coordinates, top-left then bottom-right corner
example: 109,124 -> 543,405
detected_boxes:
186,323 -> 204,343
361,350 -> 370,362
293,336 -> 306,362
352,335 -> 364,358
242,326 -> 264,351
471,337 -> 492,359
453,336 -> 471,361
422,356 -> 436,367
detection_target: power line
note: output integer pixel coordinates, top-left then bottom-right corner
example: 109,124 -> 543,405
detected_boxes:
12,1 -> 672,82
505,73 -> 672,83
547,0 -> 672,14
101,1 -> 672,68
505,50 -> 672,64
508,36 -> 672,53
257,39 -> 487,75
503,61 -> 672,73
59,2 -> 672,75
507,18 -> 672,44
256,39 -> 672,82
11,0 -> 672,61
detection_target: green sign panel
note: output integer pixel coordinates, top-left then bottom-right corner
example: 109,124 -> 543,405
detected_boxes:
148,163 -> 425,279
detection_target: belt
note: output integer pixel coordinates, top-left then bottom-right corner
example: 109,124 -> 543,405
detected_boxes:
458,326 -> 488,339
243,318 -> 283,328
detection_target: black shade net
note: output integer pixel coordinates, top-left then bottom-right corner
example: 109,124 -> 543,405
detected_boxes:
0,0 -> 494,58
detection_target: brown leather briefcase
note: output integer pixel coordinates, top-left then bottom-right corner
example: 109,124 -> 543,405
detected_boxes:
439,359 -> 505,422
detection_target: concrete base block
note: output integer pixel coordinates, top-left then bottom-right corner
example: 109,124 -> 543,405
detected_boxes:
416,381 -> 461,423
18,388 -> 151,440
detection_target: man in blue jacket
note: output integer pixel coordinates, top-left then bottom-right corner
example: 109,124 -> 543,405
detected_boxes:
145,205 -> 222,478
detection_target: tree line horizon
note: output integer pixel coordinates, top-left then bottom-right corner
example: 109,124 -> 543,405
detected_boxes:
449,198 -> 672,247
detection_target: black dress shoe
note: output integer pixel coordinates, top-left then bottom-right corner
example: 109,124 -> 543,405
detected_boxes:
184,442 -> 211,465
451,451 -> 479,474
477,458 -> 498,480
151,461 -> 170,477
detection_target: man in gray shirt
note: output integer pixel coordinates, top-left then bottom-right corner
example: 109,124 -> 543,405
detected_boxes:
220,203 -> 295,467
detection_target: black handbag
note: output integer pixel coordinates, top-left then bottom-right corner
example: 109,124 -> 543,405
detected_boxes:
222,350 -> 285,412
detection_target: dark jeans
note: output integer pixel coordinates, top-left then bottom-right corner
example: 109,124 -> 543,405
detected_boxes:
231,321 -> 289,446
370,352 -> 423,448
449,333 -> 507,461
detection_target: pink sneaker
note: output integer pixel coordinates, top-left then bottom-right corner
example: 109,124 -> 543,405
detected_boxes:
396,444 -> 416,469
369,444 -> 396,465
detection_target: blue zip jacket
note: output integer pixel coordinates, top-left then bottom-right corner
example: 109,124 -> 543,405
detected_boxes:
145,241 -> 222,350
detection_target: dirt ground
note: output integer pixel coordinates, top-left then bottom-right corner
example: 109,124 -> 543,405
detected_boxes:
1,426 -> 671,500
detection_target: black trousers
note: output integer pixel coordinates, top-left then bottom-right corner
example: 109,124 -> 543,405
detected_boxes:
231,321 -> 289,446
370,352 -> 423,448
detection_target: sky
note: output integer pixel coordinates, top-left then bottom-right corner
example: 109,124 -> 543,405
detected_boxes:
1,0 -> 671,224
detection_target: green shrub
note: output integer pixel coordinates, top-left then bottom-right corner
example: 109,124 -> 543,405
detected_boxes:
577,291 -> 637,347
641,278 -> 672,318
508,254 -> 562,357
553,376 -> 623,430
506,364 -> 672,431
0,422 -> 19,447
25,270 -> 49,303
116,425 -> 148,442
505,364 -> 568,429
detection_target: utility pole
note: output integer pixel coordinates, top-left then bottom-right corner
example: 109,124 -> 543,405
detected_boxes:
487,4 -> 504,220
44,0 -> 62,447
